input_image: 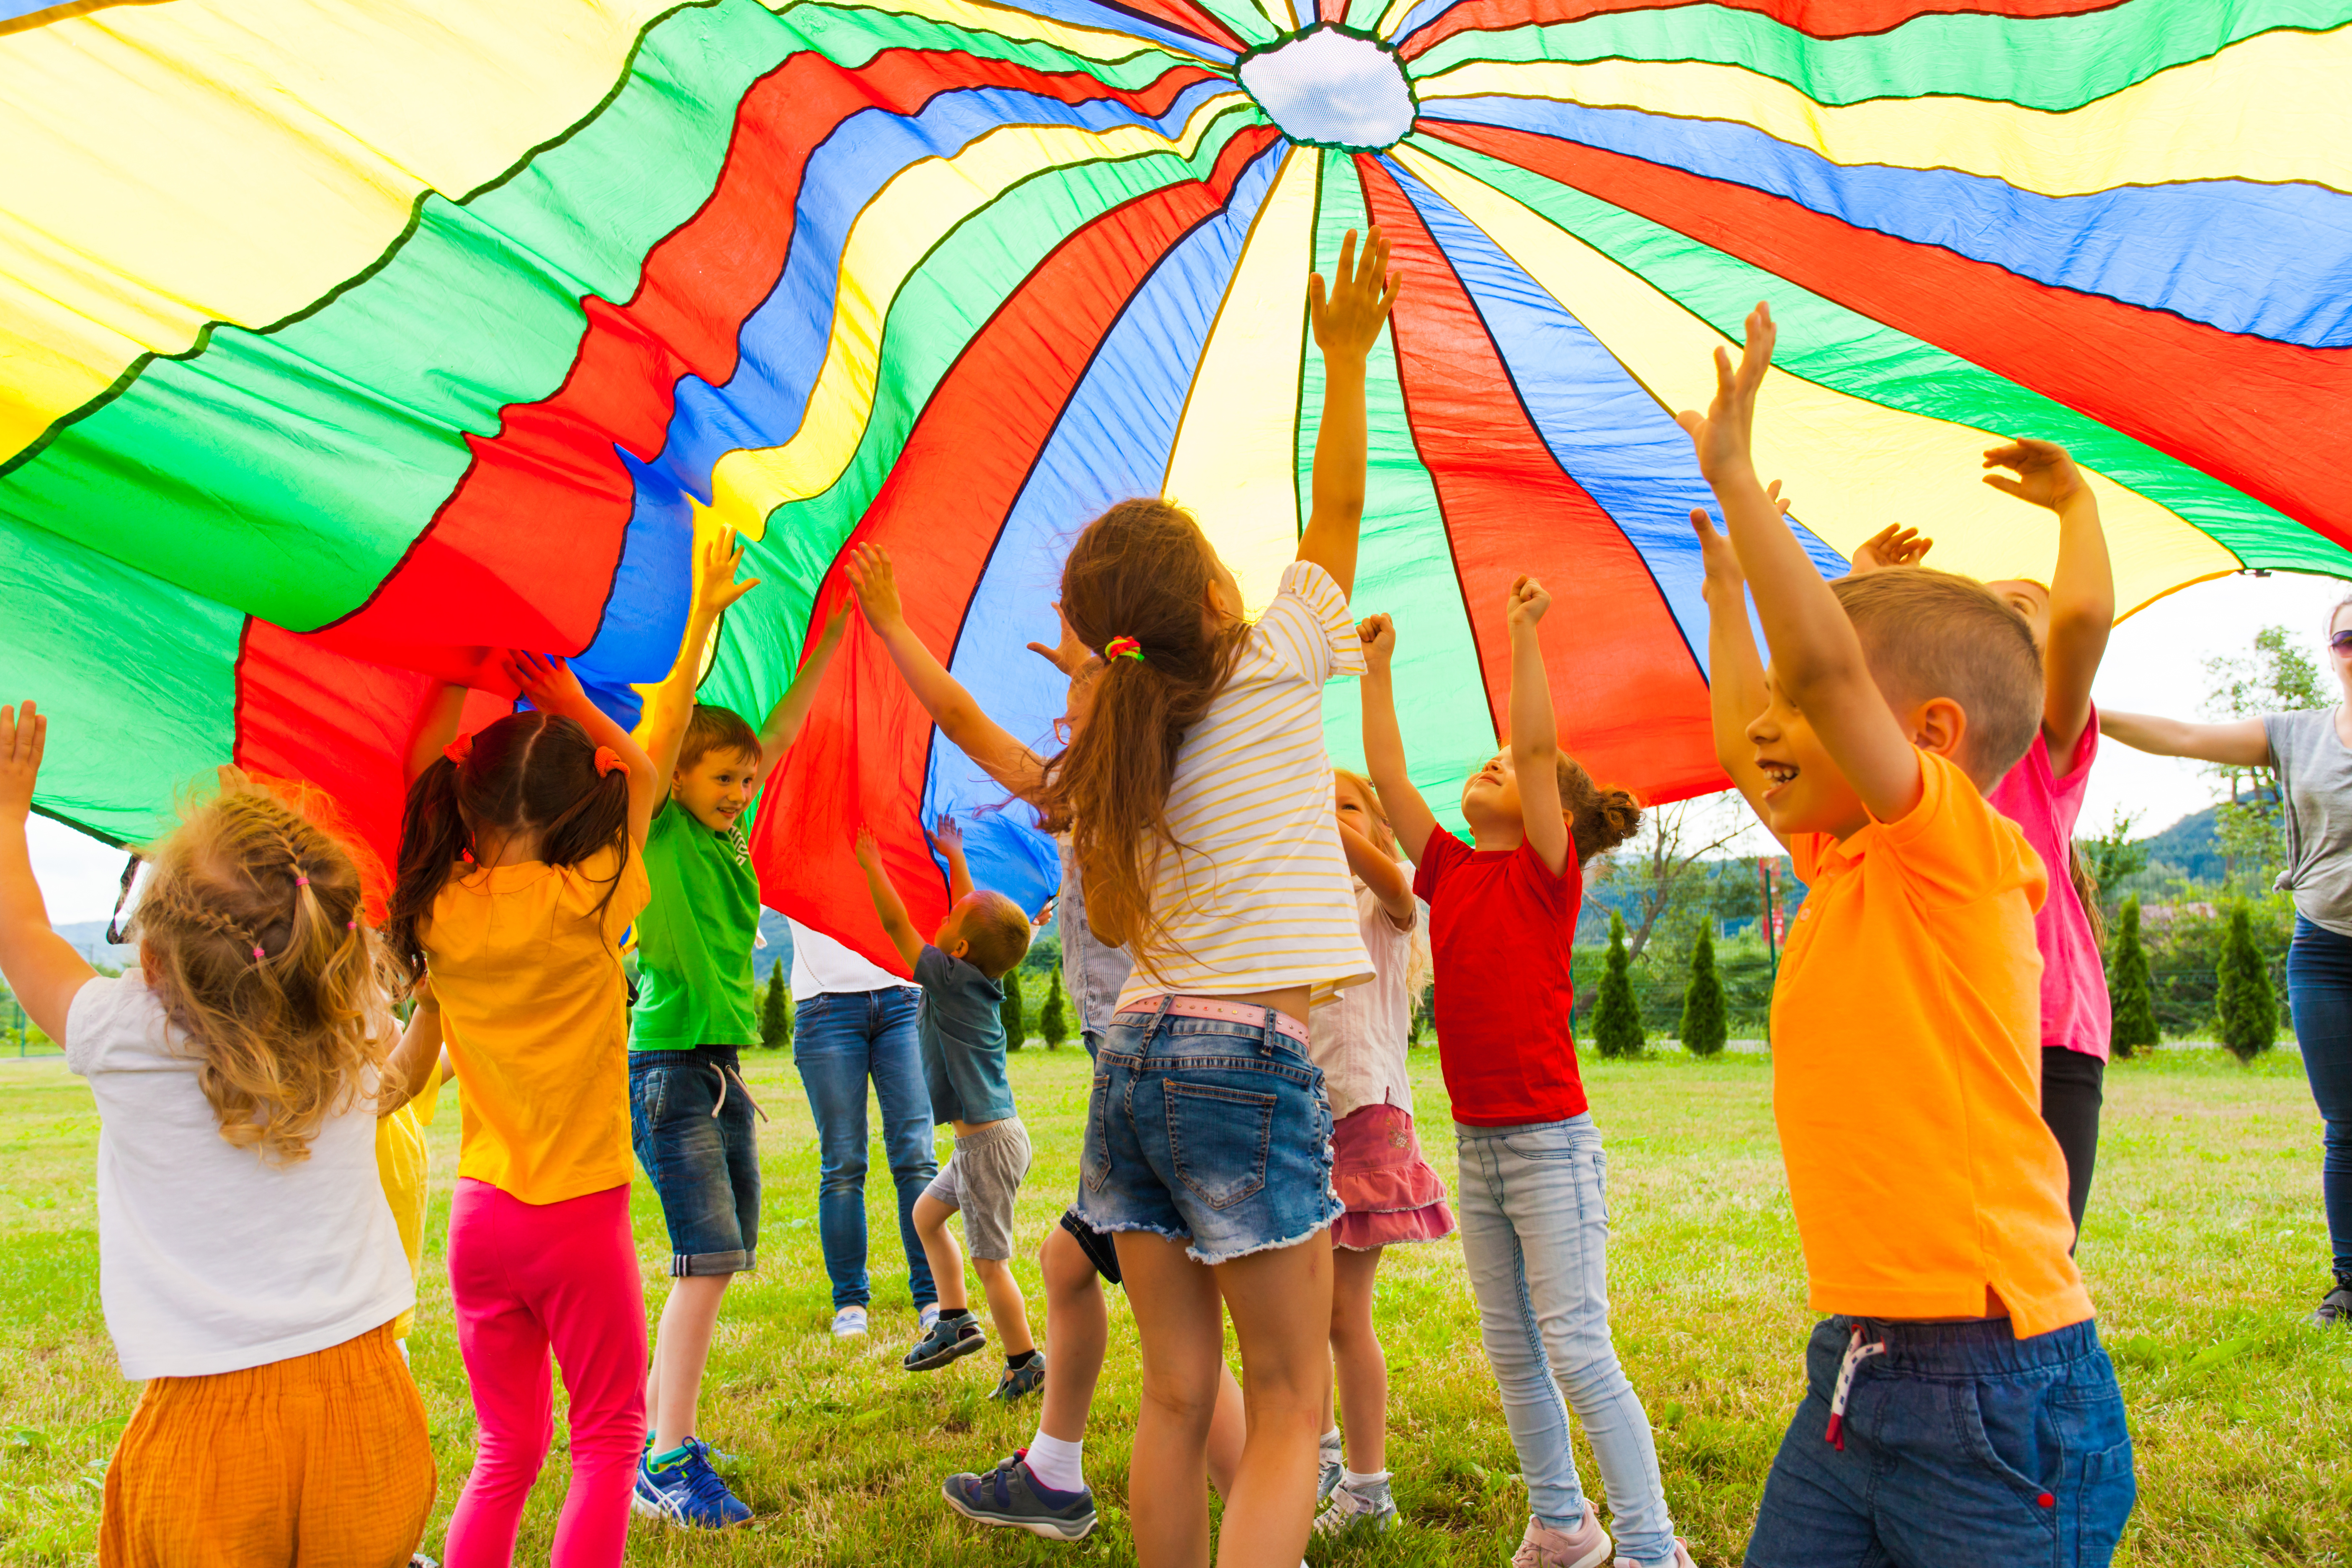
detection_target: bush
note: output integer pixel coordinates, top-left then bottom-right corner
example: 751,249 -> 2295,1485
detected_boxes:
1591,912 -> 1644,1059
1039,970 -> 1069,1050
760,967 -> 792,1050
1680,927 -> 1728,1057
1001,968 -> 1026,1052
2108,897 -> 2157,1058
2216,903 -> 2277,1061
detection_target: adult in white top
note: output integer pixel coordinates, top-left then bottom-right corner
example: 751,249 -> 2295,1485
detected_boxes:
784,918 -> 938,1334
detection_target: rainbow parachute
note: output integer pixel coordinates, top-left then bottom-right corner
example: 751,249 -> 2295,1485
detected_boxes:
3,0 -> 2348,960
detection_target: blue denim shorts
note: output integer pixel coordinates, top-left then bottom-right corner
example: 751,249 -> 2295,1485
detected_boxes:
1746,1315 -> 2135,1568
1075,1000 -> 1341,1266
630,1044 -> 761,1276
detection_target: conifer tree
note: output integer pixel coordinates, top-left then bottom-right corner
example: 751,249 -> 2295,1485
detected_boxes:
2216,903 -> 2277,1062
1001,967 -> 1027,1052
1680,926 -> 1728,1058
1039,970 -> 1069,1050
760,966 -> 792,1050
1592,911 -> 1644,1059
2108,896 -> 2158,1058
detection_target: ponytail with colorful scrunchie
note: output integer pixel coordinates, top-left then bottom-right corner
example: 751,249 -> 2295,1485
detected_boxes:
594,745 -> 624,777
443,732 -> 474,766
1103,635 -> 1144,663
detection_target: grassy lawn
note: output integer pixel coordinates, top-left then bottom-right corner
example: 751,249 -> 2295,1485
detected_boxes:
1,1044 -> 2347,1566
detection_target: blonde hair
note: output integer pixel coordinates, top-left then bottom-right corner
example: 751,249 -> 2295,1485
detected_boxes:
959,890 -> 1034,980
131,774 -> 401,1166
1828,567 -> 2042,787
1333,768 -> 1430,999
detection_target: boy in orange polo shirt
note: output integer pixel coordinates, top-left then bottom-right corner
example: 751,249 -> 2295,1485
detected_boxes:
1682,304 -> 2134,1568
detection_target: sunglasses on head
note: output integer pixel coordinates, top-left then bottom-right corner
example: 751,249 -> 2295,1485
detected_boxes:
2332,631 -> 2352,658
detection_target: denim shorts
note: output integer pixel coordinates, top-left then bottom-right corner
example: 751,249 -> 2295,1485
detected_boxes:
630,1044 -> 761,1275
1747,1315 -> 2135,1568
1075,1000 -> 1341,1266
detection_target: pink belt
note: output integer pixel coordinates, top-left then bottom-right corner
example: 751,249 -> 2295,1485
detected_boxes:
1118,993 -> 1310,1045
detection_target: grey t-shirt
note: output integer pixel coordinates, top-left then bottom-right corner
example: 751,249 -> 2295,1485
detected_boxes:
2263,707 -> 2352,936
1055,838 -> 1135,1042
913,945 -> 1016,1126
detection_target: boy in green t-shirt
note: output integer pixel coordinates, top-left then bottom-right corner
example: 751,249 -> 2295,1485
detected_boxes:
630,527 -> 848,1529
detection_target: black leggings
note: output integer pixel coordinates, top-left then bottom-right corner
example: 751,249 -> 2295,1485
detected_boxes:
2040,1046 -> 2105,1239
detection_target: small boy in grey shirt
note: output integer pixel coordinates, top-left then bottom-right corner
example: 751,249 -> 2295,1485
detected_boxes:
853,819 -> 1042,1398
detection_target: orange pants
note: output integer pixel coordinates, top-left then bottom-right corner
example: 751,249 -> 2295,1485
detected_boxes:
101,1320 -> 435,1568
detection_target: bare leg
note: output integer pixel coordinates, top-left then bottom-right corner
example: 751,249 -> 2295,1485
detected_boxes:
1205,1360 -> 1247,1498
1212,1230 -> 1335,1568
1037,1225 -> 1107,1443
645,1273 -> 731,1455
973,1257 -> 1036,1355
1329,1246 -> 1387,1474
1114,1232 -> 1228,1568
913,1193 -> 967,1314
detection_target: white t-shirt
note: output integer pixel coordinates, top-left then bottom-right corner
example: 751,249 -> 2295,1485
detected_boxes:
788,919 -> 918,1001
65,974 -> 412,1380
1309,879 -> 1418,1121
1112,560 -> 1374,1012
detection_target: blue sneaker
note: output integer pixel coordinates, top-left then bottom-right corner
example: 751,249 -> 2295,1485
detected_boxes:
941,1450 -> 1097,1540
632,1437 -> 753,1529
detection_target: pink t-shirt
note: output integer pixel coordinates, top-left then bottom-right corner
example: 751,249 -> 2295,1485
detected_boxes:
1985,707 -> 2110,1062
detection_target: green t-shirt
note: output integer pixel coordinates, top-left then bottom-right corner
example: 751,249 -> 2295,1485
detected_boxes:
631,796 -> 762,1050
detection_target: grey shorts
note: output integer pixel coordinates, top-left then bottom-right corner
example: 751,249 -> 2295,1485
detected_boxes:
923,1117 -> 1032,1261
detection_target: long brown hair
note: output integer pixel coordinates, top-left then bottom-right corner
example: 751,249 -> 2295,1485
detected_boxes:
1033,499 -> 1247,977
385,710 -> 632,980
131,774 -> 400,1165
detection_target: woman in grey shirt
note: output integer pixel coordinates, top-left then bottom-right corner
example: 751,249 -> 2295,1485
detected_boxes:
2104,596 -> 2352,1325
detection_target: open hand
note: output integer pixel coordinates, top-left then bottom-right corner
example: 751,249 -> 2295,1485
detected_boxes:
1506,575 -> 1550,632
810,600 -> 851,654
846,542 -> 904,630
1026,601 -> 1099,680
1309,227 -> 1401,364
1357,612 -> 1397,674
852,825 -> 882,870
1689,508 -> 1743,593
929,815 -> 964,857
503,650 -> 588,716
0,701 -> 45,824
1850,523 -> 1933,573
1983,439 -> 2085,513
696,525 -> 761,618
1676,302 -> 1775,485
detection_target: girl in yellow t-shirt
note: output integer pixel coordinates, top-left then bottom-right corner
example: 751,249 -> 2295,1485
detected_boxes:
386,652 -> 660,1568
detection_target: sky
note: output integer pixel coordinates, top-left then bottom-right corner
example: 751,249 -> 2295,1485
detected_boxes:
24,570 -> 2351,925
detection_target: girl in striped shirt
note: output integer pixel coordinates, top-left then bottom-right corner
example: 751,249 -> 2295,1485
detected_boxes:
1035,227 -> 1398,1568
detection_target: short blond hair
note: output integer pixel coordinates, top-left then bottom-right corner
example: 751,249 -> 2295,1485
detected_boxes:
1828,567 -> 2043,787
959,890 -> 1033,980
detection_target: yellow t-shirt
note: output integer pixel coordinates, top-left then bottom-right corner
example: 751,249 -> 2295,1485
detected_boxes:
1775,750 -> 2090,1339
423,845 -> 650,1206
374,1067 -> 443,1341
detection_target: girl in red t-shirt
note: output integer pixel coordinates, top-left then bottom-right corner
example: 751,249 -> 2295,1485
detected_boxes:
1358,583 -> 1691,1568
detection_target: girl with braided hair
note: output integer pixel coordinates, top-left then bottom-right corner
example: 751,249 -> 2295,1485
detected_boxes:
387,651 -> 661,1568
0,701 -> 438,1565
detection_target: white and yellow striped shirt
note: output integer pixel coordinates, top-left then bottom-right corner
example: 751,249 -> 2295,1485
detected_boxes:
1113,560 -> 1374,1013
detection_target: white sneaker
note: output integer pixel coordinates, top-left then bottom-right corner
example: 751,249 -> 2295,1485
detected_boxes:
919,1302 -> 941,1332
831,1305 -> 869,1338
1312,1479 -> 1398,1536
1614,1543 -> 1696,1568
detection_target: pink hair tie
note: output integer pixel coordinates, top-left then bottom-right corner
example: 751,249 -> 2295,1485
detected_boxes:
294,875 -> 309,887
593,745 -> 623,777
251,945 -> 266,962
444,732 -> 474,765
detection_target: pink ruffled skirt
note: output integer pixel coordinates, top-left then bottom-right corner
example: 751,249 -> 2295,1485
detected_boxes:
1329,1103 -> 1457,1251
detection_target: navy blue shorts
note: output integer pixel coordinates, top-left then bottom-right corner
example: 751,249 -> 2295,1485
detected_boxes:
630,1044 -> 761,1276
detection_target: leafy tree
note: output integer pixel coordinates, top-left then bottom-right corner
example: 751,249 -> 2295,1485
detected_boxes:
760,966 -> 792,1050
1591,911 -> 1644,1059
1001,968 -> 1026,1052
1410,981 -> 1434,1045
1039,970 -> 1069,1050
1598,798 -> 1749,962
2107,897 -> 2158,1057
1679,926 -> 1728,1057
2076,807 -> 2148,913
2216,903 -> 2278,1061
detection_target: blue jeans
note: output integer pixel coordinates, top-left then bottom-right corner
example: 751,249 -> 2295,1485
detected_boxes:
791,988 -> 937,1310
1455,1114 -> 1676,1563
2286,916 -> 2352,1279
630,1044 -> 760,1274
1746,1316 -> 2134,1568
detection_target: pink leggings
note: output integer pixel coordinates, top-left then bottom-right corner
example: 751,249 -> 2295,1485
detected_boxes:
444,1179 -> 646,1568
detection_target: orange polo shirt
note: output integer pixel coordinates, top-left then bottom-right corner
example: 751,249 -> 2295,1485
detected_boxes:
1774,750 -> 2091,1338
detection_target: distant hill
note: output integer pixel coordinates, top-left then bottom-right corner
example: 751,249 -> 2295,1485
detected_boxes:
2133,805 -> 2225,884
54,920 -> 135,968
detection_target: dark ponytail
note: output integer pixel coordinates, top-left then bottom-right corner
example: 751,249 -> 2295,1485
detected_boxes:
1556,755 -> 1642,865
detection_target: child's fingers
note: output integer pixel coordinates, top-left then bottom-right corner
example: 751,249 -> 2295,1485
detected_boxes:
1335,228 -> 1359,287
1982,474 -> 2030,500
1308,273 -> 1327,322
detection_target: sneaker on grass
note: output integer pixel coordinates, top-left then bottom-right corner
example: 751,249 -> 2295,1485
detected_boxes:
1313,1477 -> 1398,1536
905,1310 -> 987,1371
633,1437 -> 752,1529
831,1305 -> 869,1338
990,1354 -> 1046,1402
941,1450 -> 1097,1541
1318,1434 -> 1343,1505
2315,1277 -> 2352,1327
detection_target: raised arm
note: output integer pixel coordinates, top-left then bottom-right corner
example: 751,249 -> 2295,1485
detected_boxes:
1338,820 -> 1415,925
1505,578 -> 1570,876
1356,614 -> 1439,865
506,652 -> 663,846
405,683 -> 469,786
756,602 -> 849,789
852,826 -> 925,971
1297,227 -> 1400,598
0,703 -> 96,1042
377,980 -> 444,1119
1681,304 -> 1923,825
847,542 -> 1050,800
2099,710 -> 2271,768
642,526 -> 762,784
931,815 -> 975,905
1693,508 -> 1786,846
1986,440 -> 2111,768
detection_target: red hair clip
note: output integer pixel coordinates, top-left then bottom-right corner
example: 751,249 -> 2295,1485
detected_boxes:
594,745 -> 623,777
1104,635 -> 1144,662
443,732 -> 474,765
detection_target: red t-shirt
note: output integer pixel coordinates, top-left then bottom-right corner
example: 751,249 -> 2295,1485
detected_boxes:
1412,830 -> 1589,1127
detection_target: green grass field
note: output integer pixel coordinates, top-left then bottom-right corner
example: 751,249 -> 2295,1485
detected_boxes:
1,1044 -> 2347,1566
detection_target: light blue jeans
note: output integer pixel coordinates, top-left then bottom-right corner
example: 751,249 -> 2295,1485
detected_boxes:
1456,1113 -> 1676,1563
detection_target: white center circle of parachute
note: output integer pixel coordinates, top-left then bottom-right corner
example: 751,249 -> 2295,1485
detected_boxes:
1238,26 -> 1414,150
